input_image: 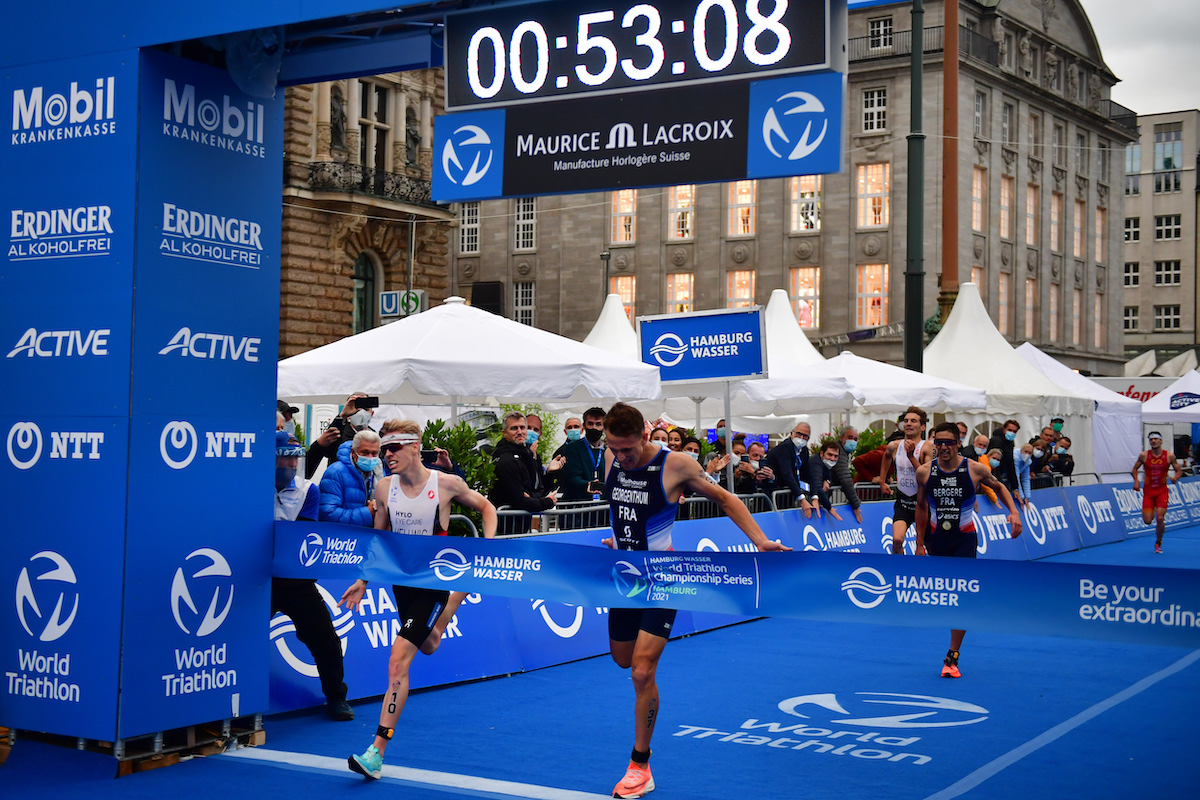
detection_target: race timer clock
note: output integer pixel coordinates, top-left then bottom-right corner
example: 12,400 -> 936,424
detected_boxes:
445,0 -> 832,109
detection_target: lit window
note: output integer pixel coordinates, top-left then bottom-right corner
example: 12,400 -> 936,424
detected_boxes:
609,275 -> 636,320
1094,294 -> 1104,349
856,264 -> 889,327
1094,207 -> 1107,264
610,190 -> 636,244
666,273 -> 693,313
1025,278 -> 1037,339
972,167 -> 987,232
790,266 -> 820,328
727,181 -> 757,236
726,270 -> 755,308
1072,288 -> 1082,346
1049,285 -> 1059,342
1025,184 -> 1039,246
789,176 -> 822,232
1050,192 -> 1063,252
856,164 -> 890,228
998,273 -> 1011,335
1073,199 -> 1085,258
1000,176 -> 1014,239
668,185 -> 694,240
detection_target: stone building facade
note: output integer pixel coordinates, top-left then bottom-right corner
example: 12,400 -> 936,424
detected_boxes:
448,0 -> 1137,375
279,69 -> 454,358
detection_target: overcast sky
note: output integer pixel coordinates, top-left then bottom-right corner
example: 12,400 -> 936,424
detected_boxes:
1083,0 -> 1200,114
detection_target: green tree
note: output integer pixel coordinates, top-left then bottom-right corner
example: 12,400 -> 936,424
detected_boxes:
423,418 -> 495,537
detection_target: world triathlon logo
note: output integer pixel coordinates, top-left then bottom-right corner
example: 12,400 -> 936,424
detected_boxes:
761,91 -> 829,162
531,600 -> 585,638
778,692 -> 989,728
841,567 -> 892,609
16,550 -> 79,642
7,421 -> 43,469
431,547 -> 471,581
649,333 -> 687,367
170,547 -> 235,637
441,124 -> 494,186
613,560 -> 650,599
299,532 -> 324,568
160,420 -> 198,469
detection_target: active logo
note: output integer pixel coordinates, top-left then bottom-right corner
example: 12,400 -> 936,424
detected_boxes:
531,599 -> 584,638
270,583 -> 352,676
6,421 -> 104,469
841,566 -> 892,609
778,692 -> 989,729
158,326 -> 260,362
11,76 -> 117,146
7,327 -> 110,358
170,547 -> 235,636
16,550 -> 79,642
162,78 -> 266,158
431,547 -> 471,581
649,333 -> 687,367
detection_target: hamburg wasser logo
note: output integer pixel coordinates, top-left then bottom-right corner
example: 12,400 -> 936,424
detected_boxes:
431,547 -> 471,581
16,551 -> 80,642
841,567 -> 892,609
650,333 -> 687,367
170,547 -> 235,637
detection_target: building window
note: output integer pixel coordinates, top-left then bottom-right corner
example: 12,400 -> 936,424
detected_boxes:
1154,305 -> 1182,330
1028,44 -> 1041,83
357,79 -> 391,175
863,88 -> 887,131
857,163 -> 890,228
513,280 -> 535,326
1094,294 -> 1104,349
972,267 -> 986,302
790,266 -> 820,328
1002,33 -> 1015,71
666,273 -> 693,313
855,264 -> 889,327
611,189 -> 636,244
1099,140 -> 1111,182
458,201 -> 479,254
1155,214 -> 1182,241
1154,122 -> 1183,193
514,197 -> 537,250
1075,132 -> 1088,174
1024,278 -> 1037,339
1001,102 -> 1015,147
1000,176 -> 1015,239
1125,143 -> 1141,195
1094,207 -> 1107,264
1052,121 -> 1066,166
726,270 -> 755,308
1072,288 -> 1082,346
727,181 -> 757,236
609,275 -> 636,319
1050,191 -> 1063,252
1049,284 -> 1059,342
1124,262 -> 1139,287
352,252 -> 378,334
1123,306 -> 1139,331
668,185 -> 694,240
971,167 -> 987,232
1025,184 -> 1039,246
1124,217 -> 1140,242
1029,111 -> 1042,159
998,272 -> 1011,335
973,91 -> 989,139
868,17 -> 893,51
1155,260 -> 1182,286
789,176 -> 822,232
1072,199 -> 1086,259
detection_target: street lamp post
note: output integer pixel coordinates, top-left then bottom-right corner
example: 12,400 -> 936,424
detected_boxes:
600,250 -> 611,297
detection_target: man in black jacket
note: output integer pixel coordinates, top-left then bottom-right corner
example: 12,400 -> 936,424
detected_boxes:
986,419 -> 1021,493
832,426 -> 863,523
489,412 -> 556,534
764,421 -> 835,518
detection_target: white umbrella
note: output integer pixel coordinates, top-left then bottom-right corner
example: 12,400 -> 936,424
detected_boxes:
277,297 -> 661,411
1154,350 -> 1198,378
819,351 -> 987,413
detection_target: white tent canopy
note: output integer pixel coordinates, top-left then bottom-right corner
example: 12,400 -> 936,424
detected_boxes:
277,296 -> 661,408
1124,350 -> 1157,377
1141,370 -> 1200,423
1018,342 -> 1139,478
820,351 -> 987,414
583,293 -> 639,359
1154,350 -> 1198,378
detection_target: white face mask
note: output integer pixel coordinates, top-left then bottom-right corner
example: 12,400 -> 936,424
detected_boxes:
749,460 -> 760,470
822,458 -> 838,469
1033,448 -> 1044,459
684,451 -> 699,460
348,409 -> 372,429
792,435 -> 809,449
974,446 -> 987,456
729,453 -> 741,467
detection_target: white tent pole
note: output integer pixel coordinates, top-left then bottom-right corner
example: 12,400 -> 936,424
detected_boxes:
451,395 -> 459,425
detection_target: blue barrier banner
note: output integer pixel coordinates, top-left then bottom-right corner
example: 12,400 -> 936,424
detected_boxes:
275,521 -> 1200,648
1175,477 -> 1200,526
1110,479 -> 1194,538
1062,483 -> 1125,546
1016,487 -> 1082,558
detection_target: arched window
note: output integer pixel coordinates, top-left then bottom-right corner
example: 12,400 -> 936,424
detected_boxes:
353,252 -> 380,333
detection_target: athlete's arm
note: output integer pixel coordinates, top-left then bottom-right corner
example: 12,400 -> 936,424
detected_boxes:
1131,452 -> 1145,490
878,441 -> 898,496
442,473 -> 497,539
972,461 -> 1021,537
1168,453 -> 1182,484
340,478 -> 389,611
913,463 -> 931,556
677,456 -> 790,551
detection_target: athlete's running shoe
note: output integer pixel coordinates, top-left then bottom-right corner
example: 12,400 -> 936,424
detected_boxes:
941,649 -> 961,679
1155,543 -> 1163,554
349,745 -> 383,779
613,759 -> 655,798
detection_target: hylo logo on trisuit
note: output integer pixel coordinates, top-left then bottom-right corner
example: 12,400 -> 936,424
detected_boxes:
170,547 -> 234,637
16,550 -> 79,642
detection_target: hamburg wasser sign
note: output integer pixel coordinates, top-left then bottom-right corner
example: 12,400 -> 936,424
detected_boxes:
638,307 -> 765,383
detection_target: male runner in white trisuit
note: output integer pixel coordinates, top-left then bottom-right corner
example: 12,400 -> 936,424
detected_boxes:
342,419 -> 497,780
879,406 -> 934,554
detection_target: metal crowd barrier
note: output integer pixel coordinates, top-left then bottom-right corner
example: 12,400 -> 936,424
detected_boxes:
448,513 -> 481,537
678,492 -> 776,520
494,501 -> 611,535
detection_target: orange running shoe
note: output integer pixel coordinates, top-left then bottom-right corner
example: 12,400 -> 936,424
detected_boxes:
941,649 -> 961,678
613,758 -> 655,798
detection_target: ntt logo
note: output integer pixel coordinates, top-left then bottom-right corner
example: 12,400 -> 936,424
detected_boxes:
841,567 -> 892,609
430,547 -> 470,581
650,333 -> 687,367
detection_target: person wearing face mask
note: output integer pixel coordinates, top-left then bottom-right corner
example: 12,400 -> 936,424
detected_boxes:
969,435 -> 999,504
489,412 -> 557,534
828,427 -> 864,523
1048,436 -> 1074,480
561,407 -> 608,503
318,428 -> 382,527
735,440 -> 777,495
278,399 -> 300,436
765,421 -> 830,518
985,419 -> 1021,494
1013,443 -> 1034,506
305,392 -> 375,479
272,432 -> 354,721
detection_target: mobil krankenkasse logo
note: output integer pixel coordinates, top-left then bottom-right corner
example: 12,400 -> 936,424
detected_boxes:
7,421 -> 43,469
16,550 -> 79,642
650,333 -> 687,367
841,566 -> 892,609
613,560 -> 650,599
299,532 -> 324,568
431,547 -> 471,581
170,547 -> 234,636
441,124 -> 494,186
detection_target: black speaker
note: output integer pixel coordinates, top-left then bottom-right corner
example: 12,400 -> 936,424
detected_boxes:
472,281 -> 504,315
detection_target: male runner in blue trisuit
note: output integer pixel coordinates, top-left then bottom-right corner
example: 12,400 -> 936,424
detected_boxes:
600,403 -> 791,798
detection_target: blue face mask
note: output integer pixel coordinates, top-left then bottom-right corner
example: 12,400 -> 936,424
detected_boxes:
1004,431 -> 1016,442
1056,446 -> 1067,455
566,428 -> 582,442
843,439 -> 857,453
990,458 -> 1001,468
356,455 -> 380,473
526,430 -> 540,446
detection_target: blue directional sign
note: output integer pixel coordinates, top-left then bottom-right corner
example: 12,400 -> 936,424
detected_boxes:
638,307 -> 765,383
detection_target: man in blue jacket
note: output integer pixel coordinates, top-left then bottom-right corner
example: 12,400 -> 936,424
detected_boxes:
319,429 -> 382,526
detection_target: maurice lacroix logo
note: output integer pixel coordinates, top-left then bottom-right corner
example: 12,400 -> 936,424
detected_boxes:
9,206 -> 114,261
7,421 -> 103,470
16,551 -> 79,642
162,78 -> 266,158
11,77 -> 117,146
159,420 -> 255,470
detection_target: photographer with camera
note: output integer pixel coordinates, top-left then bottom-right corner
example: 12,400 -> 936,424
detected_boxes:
305,392 -> 378,479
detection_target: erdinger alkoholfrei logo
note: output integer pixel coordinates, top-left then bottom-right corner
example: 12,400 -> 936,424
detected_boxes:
841,566 -> 892,609
160,420 -> 198,469
299,532 -> 324,568
441,124 -> 494,186
761,91 -> 829,161
170,547 -> 235,637
16,550 -> 79,642
613,560 -> 650,599
270,583 -> 353,676
649,333 -> 687,367
7,421 -> 43,469
431,547 -> 471,581
778,692 -> 989,728
531,599 -> 584,638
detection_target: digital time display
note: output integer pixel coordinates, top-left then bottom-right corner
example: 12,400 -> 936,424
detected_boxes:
445,0 -> 831,110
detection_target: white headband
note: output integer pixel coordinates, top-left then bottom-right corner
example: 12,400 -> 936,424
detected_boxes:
380,433 -> 420,447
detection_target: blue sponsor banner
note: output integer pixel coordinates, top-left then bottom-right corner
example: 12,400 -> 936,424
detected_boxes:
638,307 -> 765,383
746,71 -> 844,179
1062,483 -> 1125,546
1012,487 -> 1079,558
275,521 -> 1200,648
1108,478 -> 1195,540
1174,476 -> 1200,525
